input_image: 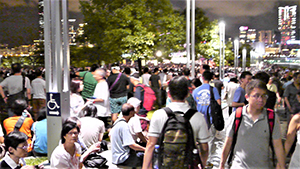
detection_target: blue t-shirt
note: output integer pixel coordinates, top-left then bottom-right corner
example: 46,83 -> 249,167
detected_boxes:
232,86 -> 246,112
31,119 -> 47,154
192,83 -> 220,128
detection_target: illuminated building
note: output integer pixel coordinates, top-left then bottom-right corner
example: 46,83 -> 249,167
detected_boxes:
278,5 -> 297,45
239,26 -> 256,44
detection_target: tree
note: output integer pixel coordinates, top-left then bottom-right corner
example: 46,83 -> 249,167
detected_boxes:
79,0 -> 185,62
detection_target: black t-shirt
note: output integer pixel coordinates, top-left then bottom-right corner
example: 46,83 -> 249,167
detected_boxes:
149,74 -> 160,89
265,90 -> 276,110
107,73 -> 130,98
212,79 -> 223,96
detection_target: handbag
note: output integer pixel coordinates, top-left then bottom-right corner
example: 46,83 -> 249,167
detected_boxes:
83,152 -> 108,168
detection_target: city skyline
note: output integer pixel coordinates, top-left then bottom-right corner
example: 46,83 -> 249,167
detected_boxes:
0,0 -> 299,47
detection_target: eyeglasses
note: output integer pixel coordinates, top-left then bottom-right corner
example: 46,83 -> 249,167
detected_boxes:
67,132 -> 79,136
17,145 -> 29,150
250,94 -> 268,100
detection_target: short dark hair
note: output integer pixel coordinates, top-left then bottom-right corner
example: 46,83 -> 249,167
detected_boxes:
183,68 -> 190,76
12,99 -> 27,116
293,72 -> 300,78
82,104 -> 97,117
203,71 -> 212,81
35,69 -> 42,77
90,64 -> 99,72
169,76 -> 189,101
121,103 -> 134,116
70,80 -> 80,94
245,79 -> 267,95
124,67 -> 131,75
253,71 -> 270,84
11,63 -> 22,74
214,73 -> 220,78
5,131 -> 28,152
202,64 -> 210,71
61,121 -> 80,144
37,107 -> 47,121
191,78 -> 202,88
153,67 -> 159,73
240,71 -> 252,80
143,67 -> 149,73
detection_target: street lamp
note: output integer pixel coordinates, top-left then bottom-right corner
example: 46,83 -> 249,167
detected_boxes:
156,50 -> 162,57
242,47 -> 247,71
234,39 -> 239,75
219,21 -> 225,79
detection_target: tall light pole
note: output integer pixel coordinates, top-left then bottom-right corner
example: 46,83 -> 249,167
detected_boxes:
219,22 -> 225,79
191,0 -> 195,78
242,47 -> 247,71
186,0 -> 190,68
234,39 -> 239,75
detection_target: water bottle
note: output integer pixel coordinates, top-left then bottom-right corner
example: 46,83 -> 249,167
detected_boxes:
153,145 -> 160,169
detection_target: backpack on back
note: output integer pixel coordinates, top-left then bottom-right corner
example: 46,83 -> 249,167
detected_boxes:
228,107 -> 275,166
153,107 -> 203,169
136,84 -> 156,111
207,86 -> 224,131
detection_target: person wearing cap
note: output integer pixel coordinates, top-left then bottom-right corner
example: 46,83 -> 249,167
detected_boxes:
120,97 -> 148,145
107,63 -> 130,123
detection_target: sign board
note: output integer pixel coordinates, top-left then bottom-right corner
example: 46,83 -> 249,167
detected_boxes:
46,92 -> 61,116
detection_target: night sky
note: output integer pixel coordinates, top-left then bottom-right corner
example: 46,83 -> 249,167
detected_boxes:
0,0 -> 299,47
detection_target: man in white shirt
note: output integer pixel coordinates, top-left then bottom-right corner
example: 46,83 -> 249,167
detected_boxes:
31,69 -> 46,121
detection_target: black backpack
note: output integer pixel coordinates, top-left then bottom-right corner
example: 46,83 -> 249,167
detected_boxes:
153,107 -> 203,169
207,86 -> 224,131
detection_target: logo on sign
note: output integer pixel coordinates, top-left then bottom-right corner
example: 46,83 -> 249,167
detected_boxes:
47,93 -> 61,116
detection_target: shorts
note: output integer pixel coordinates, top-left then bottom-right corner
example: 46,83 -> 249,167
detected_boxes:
109,96 -> 127,114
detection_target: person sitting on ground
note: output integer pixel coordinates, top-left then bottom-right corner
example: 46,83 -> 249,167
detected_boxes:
79,104 -> 105,148
110,103 -> 145,167
50,121 -> 100,169
0,131 -> 38,169
3,99 -> 34,152
31,107 -> 47,157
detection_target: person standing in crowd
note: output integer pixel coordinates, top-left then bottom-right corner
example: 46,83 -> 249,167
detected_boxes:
0,131 -> 38,169
0,63 -> 31,117
198,64 -> 210,83
31,107 -> 47,156
284,72 -> 300,119
31,69 -> 46,121
212,73 -> 223,97
253,71 -> 277,110
149,68 -> 161,108
220,80 -> 285,169
75,64 -> 99,101
143,76 -> 210,168
91,68 -> 111,128
284,90 -> 300,169
3,99 -> 34,152
224,77 -> 239,116
231,71 -> 252,112
141,67 -> 151,87
70,80 -> 85,118
107,63 -> 130,123
192,71 -> 221,167
110,103 -> 145,168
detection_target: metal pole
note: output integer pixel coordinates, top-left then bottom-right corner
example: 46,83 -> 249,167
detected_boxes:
234,39 -> 239,75
222,24 -> 225,79
186,0 -> 190,68
191,0 -> 195,78
219,22 -> 224,78
62,0 -> 71,121
242,47 -> 246,71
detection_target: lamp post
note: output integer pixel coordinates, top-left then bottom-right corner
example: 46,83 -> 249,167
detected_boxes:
234,39 -> 239,75
219,21 -> 225,79
242,47 -> 247,71
186,0 -> 190,68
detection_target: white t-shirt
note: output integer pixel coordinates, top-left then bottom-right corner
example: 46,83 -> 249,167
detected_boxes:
50,142 -> 82,168
148,102 -> 211,143
70,93 -> 84,117
93,81 -> 111,117
224,82 -> 240,106
0,75 -> 31,95
141,73 -> 151,87
80,117 -> 105,148
31,77 -> 46,99
119,113 -> 143,141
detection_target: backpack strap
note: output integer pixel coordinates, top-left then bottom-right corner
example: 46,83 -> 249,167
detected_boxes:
14,115 -> 26,131
184,109 -> 197,121
267,108 -> 275,167
112,118 -> 126,127
228,107 -> 243,165
163,107 -> 174,117
209,86 -> 215,100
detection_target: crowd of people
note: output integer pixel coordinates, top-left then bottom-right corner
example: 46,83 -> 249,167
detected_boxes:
0,62 -> 299,169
